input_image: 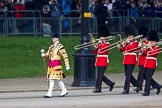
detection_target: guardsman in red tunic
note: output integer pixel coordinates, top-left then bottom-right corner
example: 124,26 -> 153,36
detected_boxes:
134,26 -> 149,92
142,30 -> 162,96
117,24 -> 141,94
92,25 -> 115,93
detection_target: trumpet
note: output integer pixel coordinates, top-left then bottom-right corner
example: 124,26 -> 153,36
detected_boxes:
109,35 -> 143,50
74,33 -> 116,50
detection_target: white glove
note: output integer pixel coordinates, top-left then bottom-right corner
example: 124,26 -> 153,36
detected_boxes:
93,43 -> 98,49
126,38 -> 130,43
66,66 -> 70,71
41,53 -> 45,57
116,44 -> 121,49
40,49 -> 45,53
138,42 -> 142,47
98,39 -> 102,44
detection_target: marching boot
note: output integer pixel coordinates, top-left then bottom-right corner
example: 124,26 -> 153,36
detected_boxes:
58,80 -> 68,97
109,82 -> 115,91
135,83 -> 143,93
44,80 -> 54,98
150,86 -> 156,90
135,87 -> 142,93
122,90 -> 129,94
134,87 -> 142,93
157,85 -> 162,95
92,89 -> 101,93
142,92 -> 149,96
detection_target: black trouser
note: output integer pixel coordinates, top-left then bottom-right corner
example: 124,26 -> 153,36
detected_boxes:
124,64 -> 140,92
143,68 -> 160,95
95,66 -> 113,91
137,66 -> 157,89
137,65 -> 145,89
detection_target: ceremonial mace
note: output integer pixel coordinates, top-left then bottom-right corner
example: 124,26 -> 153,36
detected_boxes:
40,49 -> 47,73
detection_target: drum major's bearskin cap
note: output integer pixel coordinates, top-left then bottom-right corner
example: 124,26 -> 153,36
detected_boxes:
98,24 -> 110,37
148,30 -> 159,42
138,25 -> 148,38
52,32 -> 60,38
124,24 -> 137,37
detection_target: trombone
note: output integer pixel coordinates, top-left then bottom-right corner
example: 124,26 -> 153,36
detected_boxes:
74,33 -> 116,50
145,41 -> 162,56
141,39 -> 162,50
147,47 -> 162,56
125,39 -> 162,53
157,39 -> 162,45
109,35 -> 143,50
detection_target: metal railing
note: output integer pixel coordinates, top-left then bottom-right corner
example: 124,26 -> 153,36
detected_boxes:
0,10 -> 162,36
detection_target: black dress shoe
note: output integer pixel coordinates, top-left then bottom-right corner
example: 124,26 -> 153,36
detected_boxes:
134,87 -> 142,93
142,93 -> 149,96
122,90 -> 129,94
92,89 -> 101,93
43,95 -> 52,98
157,86 -> 162,95
135,87 -> 142,93
151,86 -> 156,90
109,82 -> 115,92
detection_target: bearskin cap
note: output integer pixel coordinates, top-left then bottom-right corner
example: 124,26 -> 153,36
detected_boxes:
148,30 -> 159,42
98,24 -> 110,37
52,32 -> 60,38
138,25 -> 148,38
124,24 -> 137,37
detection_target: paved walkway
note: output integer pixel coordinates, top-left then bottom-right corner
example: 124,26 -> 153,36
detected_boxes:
0,72 -> 162,93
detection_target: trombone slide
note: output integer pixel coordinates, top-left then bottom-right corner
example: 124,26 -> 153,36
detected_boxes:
74,36 -> 116,50
74,42 -> 93,50
109,35 -> 143,50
